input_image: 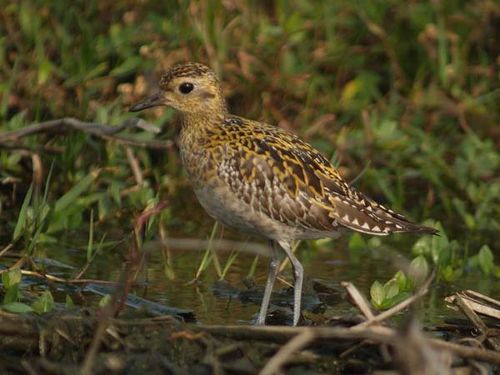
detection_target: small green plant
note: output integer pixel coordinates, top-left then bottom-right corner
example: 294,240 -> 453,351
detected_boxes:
65,295 -> 75,308
193,222 -> 221,281
12,168 -> 101,254
370,256 -> 430,310
31,290 -> 55,314
98,294 -> 112,308
412,220 -> 499,281
1,268 -> 56,314
1,268 -> 26,312
467,245 -> 499,278
369,220 -> 498,310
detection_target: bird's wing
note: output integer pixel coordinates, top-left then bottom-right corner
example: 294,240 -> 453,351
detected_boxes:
215,117 -> 436,236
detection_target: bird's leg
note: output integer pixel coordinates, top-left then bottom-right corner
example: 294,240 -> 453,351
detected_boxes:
256,240 -> 282,325
278,240 -> 303,326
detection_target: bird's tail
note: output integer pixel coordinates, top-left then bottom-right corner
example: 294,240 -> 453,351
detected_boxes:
329,191 -> 438,236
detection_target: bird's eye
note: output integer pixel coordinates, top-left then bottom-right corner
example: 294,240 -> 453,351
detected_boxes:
179,82 -> 194,94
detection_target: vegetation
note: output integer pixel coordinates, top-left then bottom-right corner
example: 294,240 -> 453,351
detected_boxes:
0,0 -> 499,316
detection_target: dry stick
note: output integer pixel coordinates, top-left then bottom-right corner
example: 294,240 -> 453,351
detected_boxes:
31,153 -> 43,193
145,238 -> 271,258
0,243 -> 13,257
455,295 -> 490,337
446,290 -> 500,321
0,142 -> 63,153
17,269 -> 118,285
429,338 -> 500,366
80,269 -> 128,375
342,281 -> 391,361
0,117 -> 171,150
1,313 -> 499,367
0,118 -> 139,139
342,281 -> 375,320
455,294 -> 500,352
195,324 -> 395,344
0,256 -> 27,273
195,325 -> 500,365
125,146 -> 144,186
259,329 -> 317,375
464,290 -> 500,310
351,270 -> 435,330
392,318 -> 453,375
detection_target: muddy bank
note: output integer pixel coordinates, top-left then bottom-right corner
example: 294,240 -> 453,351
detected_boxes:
1,302 -> 499,375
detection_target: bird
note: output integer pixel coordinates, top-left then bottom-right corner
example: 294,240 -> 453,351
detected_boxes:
129,62 -> 437,326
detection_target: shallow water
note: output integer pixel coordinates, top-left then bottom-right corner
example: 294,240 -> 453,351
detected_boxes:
41,207 -> 499,327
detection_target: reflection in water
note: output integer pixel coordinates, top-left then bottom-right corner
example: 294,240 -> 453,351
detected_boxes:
46,226 -> 498,327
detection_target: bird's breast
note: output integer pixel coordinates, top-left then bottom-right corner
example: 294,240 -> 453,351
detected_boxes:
177,127 -> 216,185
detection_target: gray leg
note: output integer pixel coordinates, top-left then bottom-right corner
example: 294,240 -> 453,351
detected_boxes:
256,241 -> 282,325
278,240 -> 303,326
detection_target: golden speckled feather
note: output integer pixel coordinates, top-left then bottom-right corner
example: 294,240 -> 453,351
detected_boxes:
180,113 -> 432,238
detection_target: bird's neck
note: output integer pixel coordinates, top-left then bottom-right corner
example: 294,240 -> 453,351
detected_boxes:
178,110 -> 226,151
180,104 -> 228,135
182,110 -> 225,126
179,94 -> 230,149
178,110 -> 227,183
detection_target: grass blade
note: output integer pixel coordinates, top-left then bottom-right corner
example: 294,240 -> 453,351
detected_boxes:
54,169 -> 100,214
13,184 -> 33,241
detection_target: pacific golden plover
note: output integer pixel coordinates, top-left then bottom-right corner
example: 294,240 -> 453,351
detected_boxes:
130,62 -> 437,326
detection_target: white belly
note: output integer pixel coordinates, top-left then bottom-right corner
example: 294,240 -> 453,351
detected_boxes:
193,184 -> 293,240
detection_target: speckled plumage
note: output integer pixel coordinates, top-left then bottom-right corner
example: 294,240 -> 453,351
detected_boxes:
130,62 -> 437,326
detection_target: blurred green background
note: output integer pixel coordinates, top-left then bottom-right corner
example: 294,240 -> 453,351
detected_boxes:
0,0 -> 499,306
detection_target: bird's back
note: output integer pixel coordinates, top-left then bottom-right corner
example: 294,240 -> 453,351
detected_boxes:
179,114 -> 437,241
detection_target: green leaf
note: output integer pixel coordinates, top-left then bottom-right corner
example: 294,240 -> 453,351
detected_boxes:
394,271 -> 408,291
412,236 -> 431,257
37,59 -> 53,85
65,295 -> 75,308
348,233 -> 366,252
3,284 -> 20,304
109,56 -> 142,76
495,266 -> 500,279
408,256 -> 430,286
109,181 -> 122,206
413,221 -> 452,268
98,194 -> 113,221
1,268 -> 22,289
31,291 -> 55,314
370,281 -> 385,308
385,291 -> 412,308
478,245 -> 494,275
54,170 -> 100,214
440,265 -> 462,282
98,294 -> 112,308
383,279 -> 400,300
2,302 -> 33,314
86,209 -> 94,261
430,227 -> 450,266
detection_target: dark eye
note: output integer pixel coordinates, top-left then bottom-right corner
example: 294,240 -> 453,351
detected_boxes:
179,82 -> 194,94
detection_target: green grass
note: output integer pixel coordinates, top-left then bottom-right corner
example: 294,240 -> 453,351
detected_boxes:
0,0 -> 499,310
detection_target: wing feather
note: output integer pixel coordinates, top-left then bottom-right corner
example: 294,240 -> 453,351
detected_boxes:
215,117 -> 436,236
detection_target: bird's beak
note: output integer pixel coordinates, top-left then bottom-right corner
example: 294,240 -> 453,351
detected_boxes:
129,91 -> 167,112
